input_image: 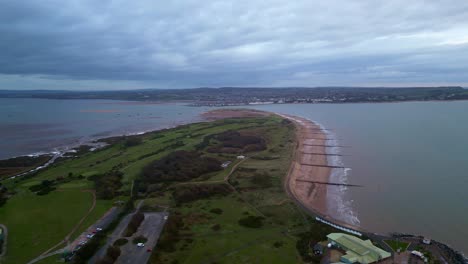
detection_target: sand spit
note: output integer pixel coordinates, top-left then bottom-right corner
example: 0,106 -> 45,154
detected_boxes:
201,109 -> 271,120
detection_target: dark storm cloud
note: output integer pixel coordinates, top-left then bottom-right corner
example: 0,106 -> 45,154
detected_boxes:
1,0 -> 468,89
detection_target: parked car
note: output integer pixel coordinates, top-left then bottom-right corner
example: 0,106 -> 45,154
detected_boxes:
137,243 -> 145,247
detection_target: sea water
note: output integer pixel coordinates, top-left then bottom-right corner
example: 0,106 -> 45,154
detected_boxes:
0,98 -> 209,159
251,101 -> 468,255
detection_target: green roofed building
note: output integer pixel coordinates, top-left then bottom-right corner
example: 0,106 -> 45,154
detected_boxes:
327,233 -> 391,264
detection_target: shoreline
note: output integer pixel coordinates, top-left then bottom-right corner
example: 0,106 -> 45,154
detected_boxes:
279,114 -> 362,231
280,112 -> 468,262
1,121 -> 196,181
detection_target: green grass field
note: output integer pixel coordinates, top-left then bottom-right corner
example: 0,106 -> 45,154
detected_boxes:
146,115 -> 332,264
0,190 -> 93,264
1,113 -> 338,264
0,116 -> 293,262
384,240 -> 410,252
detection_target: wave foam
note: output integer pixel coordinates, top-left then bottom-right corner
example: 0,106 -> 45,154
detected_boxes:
310,120 -> 360,226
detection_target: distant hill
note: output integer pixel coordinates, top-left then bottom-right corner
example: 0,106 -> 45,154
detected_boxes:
1,86 -> 467,105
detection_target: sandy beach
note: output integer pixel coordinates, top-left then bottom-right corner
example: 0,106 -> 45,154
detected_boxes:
279,114 -> 331,216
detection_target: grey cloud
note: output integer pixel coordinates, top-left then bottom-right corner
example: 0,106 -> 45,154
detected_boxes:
1,0 -> 468,89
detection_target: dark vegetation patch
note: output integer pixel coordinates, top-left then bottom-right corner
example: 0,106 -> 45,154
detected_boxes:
27,173 -> 86,196
124,211 -> 145,237
172,184 -> 232,204
135,141 -> 185,161
0,183 -> 8,207
200,130 -> 266,154
273,241 -> 284,248
151,213 -> 184,254
141,151 -> 222,184
296,220 -> 337,263
0,155 -> 51,179
28,180 -> 56,195
96,245 -> 121,264
211,224 -> 221,231
250,173 -> 273,188
251,156 -> 280,160
113,238 -> 128,247
89,171 -> 123,199
238,215 -> 265,228
132,235 -> 148,244
209,208 -> 223,215
124,137 -> 143,147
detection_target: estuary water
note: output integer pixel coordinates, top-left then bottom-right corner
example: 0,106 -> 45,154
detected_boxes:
1,98 -> 467,254
251,102 -> 468,255
0,98 -> 208,159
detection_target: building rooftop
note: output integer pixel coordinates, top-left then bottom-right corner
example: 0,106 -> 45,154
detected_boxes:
327,233 -> 391,263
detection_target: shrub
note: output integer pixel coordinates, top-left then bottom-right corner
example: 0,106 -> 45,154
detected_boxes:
92,171 -> 123,199
205,130 -> 267,153
172,184 -> 232,204
154,214 -> 184,253
125,137 -> 143,147
124,212 -> 145,237
113,238 -> 128,247
209,208 -> 223,215
238,216 -> 265,228
250,173 -> 272,188
106,246 -> 121,261
132,235 -> 148,244
273,241 -> 284,248
36,186 -> 56,195
142,151 -> 221,183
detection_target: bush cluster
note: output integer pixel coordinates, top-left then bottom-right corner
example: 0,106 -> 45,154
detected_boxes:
141,150 -> 221,183
96,246 -> 121,264
90,171 -> 123,199
238,215 -> 265,228
124,212 -> 145,237
172,184 -> 232,204
28,180 -> 56,195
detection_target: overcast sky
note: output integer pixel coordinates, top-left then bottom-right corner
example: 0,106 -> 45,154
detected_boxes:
1,0 -> 468,90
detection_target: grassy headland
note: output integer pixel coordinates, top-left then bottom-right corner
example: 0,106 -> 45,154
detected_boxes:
0,111 -> 337,264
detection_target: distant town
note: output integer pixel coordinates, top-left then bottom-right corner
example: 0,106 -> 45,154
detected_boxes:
1,86 -> 468,106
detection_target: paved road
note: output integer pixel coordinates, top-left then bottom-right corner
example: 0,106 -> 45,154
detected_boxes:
116,212 -> 169,264
89,212 -> 133,263
67,206 -> 121,252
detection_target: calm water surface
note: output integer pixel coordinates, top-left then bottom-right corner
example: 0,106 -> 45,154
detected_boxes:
0,98 -> 208,159
252,102 -> 468,255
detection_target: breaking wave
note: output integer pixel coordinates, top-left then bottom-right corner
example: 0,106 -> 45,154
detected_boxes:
314,121 -> 360,226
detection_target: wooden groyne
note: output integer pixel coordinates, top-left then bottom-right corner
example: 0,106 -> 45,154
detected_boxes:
303,144 -> 350,148
300,152 -> 344,156
300,163 -> 347,169
296,179 -> 362,187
